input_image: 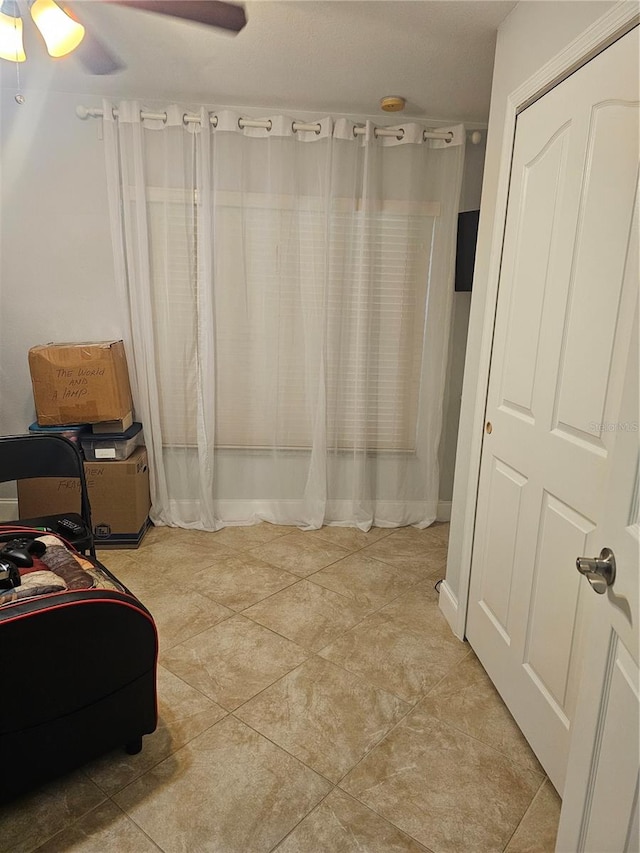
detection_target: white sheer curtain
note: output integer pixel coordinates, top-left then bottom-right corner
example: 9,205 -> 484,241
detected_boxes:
103,101 -> 465,531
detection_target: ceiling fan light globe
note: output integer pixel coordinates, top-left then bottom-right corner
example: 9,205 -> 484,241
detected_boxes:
0,10 -> 26,61
30,0 -> 84,57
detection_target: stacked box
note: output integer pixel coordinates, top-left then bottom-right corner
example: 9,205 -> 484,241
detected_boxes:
80,423 -> 144,461
92,412 -> 134,434
28,422 -> 90,445
17,446 -> 151,549
28,340 -> 133,427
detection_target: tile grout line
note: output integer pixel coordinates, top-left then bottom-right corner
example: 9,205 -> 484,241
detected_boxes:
222,641 -> 461,794
226,711 -> 338,787
501,775 -> 549,852
30,799 -> 165,853
265,786 -> 436,853
328,692 -> 541,853
265,787 -> 339,853
404,646 -> 550,780
412,701 -> 546,781
132,526 -> 448,652
33,525 -> 457,852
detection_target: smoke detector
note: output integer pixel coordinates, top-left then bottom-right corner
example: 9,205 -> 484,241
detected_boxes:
380,96 -> 406,112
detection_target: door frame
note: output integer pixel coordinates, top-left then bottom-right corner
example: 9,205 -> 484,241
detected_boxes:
440,0 -> 640,642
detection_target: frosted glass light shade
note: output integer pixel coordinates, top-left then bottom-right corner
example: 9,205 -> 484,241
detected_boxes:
0,10 -> 26,62
30,0 -> 84,57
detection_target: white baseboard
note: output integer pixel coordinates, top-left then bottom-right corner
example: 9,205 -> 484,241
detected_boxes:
160,498 -> 446,528
438,579 -> 464,640
436,501 -> 452,522
0,499 -> 18,522
2,495 -> 452,527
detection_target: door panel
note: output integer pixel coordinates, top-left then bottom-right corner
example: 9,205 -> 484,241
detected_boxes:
557,298 -> 638,850
478,457 -> 527,636
524,493 -> 592,711
554,101 -> 639,439
501,124 -> 571,418
584,638 -> 639,852
467,27 -> 639,793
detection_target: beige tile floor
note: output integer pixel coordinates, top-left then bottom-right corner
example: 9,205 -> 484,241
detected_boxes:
1,523 -> 562,853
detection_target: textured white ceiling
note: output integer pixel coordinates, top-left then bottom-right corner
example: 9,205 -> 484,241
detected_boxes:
1,1 -> 518,123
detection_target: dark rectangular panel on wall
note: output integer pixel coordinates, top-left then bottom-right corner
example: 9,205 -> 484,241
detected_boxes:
455,209 -> 480,292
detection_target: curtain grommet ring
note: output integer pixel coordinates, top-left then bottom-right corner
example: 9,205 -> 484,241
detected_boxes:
291,121 -> 297,134
182,113 -> 189,127
315,125 -> 321,136
161,113 -> 167,124
237,117 -> 244,129
352,125 -> 359,138
211,115 -> 218,128
266,119 -> 273,132
445,131 -> 453,144
396,128 -> 405,141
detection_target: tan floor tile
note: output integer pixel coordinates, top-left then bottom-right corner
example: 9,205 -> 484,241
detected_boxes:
193,553 -> 298,610
361,532 -> 448,577
311,551 -> 423,611
94,552 -> 146,592
33,800 -> 161,852
139,524 -> 174,544
428,522 -> 450,545
244,579 -> 371,651
127,529 -> 236,578
319,585 -> 468,703
236,656 -> 409,782
248,531 -> 350,576
84,665 -> 226,795
95,549 -> 139,572
114,716 -> 331,853
205,523 -> 293,550
341,709 -> 543,853
41,524 -> 550,853
162,614 -> 309,710
303,525 -> 393,552
130,582 -> 233,651
377,581 -> 450,630
383,525 -> 448,547
0,771 -> 105,853
274,788 -> 429,852
419,652 -> 543,775
505,779 -> 562,853
114,550 -> 234,650
96,556 -> 176,601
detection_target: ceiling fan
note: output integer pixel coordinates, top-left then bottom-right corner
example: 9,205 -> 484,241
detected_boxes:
0,0 -> 247,75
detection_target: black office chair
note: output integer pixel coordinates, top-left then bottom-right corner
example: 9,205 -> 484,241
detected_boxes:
0,434 -> 158,801
0,432 -> 95,554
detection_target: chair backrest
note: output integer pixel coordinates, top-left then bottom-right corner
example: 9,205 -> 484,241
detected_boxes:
0,434 -> 92,525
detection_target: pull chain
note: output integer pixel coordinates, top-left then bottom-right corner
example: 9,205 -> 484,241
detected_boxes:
15,62 -> 24,104
13,11 -> 24,104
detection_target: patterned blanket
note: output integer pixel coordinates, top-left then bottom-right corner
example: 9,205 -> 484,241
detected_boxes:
0,534 -> 123,607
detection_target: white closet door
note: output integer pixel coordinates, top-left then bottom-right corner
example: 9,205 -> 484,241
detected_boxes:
466,27 -> 639,793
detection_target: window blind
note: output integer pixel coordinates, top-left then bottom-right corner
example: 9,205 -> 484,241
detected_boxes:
145,189 -> 437,451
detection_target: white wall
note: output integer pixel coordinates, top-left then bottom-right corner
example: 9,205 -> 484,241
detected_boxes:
438,137 -> 486,509
0,87 -> 485,510
0,88 -> 121,434
444,1 -> 616,620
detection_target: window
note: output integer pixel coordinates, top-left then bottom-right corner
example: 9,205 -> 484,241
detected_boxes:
145,189 -> 439,451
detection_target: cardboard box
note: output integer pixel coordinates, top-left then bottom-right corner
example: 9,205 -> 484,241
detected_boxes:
92,411 -> 134,434
28,340 -> 133,426
17,447 -> 151,549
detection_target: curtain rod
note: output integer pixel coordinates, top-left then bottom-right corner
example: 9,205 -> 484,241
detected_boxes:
75,105 -> 459,143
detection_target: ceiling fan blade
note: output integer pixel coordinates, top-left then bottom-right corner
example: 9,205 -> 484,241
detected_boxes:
74,30 -> 126,75
105,1 -> 247,33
